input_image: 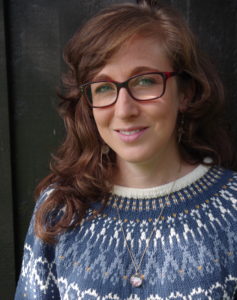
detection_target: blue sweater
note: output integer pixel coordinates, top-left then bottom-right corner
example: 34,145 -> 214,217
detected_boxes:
15,165 -> 237,299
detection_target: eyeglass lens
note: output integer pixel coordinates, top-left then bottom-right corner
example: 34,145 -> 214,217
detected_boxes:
85,73 -> 165,107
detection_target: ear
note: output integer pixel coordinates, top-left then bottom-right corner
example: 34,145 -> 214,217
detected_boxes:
178,86 -> 193,112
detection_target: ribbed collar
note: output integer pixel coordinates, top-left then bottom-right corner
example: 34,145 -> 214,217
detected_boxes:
107,164 -> 224,211
112,164 -> 210,199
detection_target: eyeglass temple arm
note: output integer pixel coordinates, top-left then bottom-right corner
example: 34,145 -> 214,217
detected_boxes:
164,71 -> 180,79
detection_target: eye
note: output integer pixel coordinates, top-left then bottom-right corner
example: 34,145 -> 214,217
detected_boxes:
131,74 -> 162,88
137,77 -> 156,86
94,83 -> 115,94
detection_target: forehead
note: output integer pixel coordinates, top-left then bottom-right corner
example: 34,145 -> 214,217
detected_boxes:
95,36 -> 172,80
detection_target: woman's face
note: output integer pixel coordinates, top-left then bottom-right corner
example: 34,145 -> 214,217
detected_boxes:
92,36 -> 185,168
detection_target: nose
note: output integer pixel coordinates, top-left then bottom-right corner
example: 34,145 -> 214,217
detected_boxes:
114,87 -> 140,119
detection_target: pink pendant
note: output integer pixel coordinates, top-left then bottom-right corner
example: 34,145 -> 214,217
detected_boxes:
130,274 -> 143,287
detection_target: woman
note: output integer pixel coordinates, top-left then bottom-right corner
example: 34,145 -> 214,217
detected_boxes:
15,1 -> 237,299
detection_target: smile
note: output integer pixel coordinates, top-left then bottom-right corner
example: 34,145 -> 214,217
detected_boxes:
115,127 -> 148,142
118,129 -> 142,135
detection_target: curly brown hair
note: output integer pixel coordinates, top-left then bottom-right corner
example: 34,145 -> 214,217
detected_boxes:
35,1 -> 234,243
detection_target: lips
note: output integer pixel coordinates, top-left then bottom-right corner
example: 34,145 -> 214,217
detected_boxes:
115,126 -> 147,133
118,129 -> 143,135
114,127 -> 148,142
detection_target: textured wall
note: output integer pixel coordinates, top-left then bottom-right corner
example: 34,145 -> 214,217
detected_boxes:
167,0 -> 237,127
0,0 -> 236,298
0,0 -> 15,297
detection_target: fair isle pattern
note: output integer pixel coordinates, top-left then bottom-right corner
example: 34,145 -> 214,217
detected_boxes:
15,166 -> 237,300
47,275 -> 237,300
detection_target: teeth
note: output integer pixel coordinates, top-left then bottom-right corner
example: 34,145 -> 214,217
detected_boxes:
119,129 -> 141,135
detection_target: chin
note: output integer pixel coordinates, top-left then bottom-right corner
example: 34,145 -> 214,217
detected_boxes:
117,152 -> 155,164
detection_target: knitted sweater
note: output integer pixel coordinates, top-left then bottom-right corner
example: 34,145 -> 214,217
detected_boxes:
15,165 -> 237,300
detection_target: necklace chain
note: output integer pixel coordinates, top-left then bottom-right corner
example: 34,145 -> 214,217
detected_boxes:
114,167 -> 181,287
115,200 -> 166,274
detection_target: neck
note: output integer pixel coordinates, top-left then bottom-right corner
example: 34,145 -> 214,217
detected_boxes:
113,150 -> 196,189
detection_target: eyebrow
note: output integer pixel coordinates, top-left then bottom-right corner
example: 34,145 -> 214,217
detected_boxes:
130,66 -> 160,76
93,66 -> 160,82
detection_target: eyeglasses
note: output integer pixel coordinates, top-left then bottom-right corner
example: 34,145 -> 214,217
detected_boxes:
80,71 -> 179,108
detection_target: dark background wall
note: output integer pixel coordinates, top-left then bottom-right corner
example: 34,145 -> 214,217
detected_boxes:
0,0 -> 236,299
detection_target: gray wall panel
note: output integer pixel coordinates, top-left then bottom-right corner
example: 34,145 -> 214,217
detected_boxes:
0,0 -> 16,298
0,0 -> 236,297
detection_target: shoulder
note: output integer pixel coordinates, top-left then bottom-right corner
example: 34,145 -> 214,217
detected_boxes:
206,165 -> 237,189
15,186 -> 60,299
214,166 -> 237,194
36,185 -> 56,208
25,185 -> 66,244
193,165 -> 237,218
208,166 -> 237,217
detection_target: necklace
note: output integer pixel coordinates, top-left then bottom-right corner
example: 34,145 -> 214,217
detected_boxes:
114,170 -> 180,288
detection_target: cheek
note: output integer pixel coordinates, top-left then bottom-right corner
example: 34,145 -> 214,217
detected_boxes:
152,98 -> 179,119
93,110 -> 103,127
92,110 -> 111,136
151,101 -> 179,134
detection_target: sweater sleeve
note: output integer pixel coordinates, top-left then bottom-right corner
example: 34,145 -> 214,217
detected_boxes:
15,188 -> 60,300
